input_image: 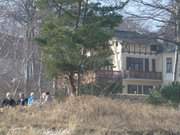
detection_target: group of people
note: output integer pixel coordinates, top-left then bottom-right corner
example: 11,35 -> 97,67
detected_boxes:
1,91 -> 52,108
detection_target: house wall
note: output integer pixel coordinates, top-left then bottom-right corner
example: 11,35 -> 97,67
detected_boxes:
162,53 -> 174,85
111,39 -> 180,94
111,40 -> 163,94
161,52 -> 180,85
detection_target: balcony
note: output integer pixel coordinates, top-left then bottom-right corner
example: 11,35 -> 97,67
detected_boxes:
96,70 -> 123,81
96,70 -> 162,81
124,71 -> 162,80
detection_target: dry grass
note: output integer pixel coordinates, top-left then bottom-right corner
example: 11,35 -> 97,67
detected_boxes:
0,96 -> 180,135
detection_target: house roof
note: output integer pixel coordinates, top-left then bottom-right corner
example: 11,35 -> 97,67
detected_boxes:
114,30 -> 160,45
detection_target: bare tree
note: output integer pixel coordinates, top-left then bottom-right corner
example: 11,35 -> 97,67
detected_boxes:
126,0 -> 180,81
0,0 -> 43,95
0,33 -> 25,97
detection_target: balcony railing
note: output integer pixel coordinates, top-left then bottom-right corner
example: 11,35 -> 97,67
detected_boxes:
96,70 -> 123,81
96,70 -> 162,81
122,48 -> 159,55
124,71 -> 162,80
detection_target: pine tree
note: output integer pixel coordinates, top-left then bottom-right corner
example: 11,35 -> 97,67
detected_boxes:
36,0 -> 128,96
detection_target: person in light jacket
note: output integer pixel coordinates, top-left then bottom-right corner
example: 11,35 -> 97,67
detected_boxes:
45,92 -> 52,103
40,92 -> 47,105
28,92 -> 35,106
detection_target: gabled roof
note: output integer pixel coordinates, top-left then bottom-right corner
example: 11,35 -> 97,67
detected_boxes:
114,30 -> 177,53
114,30 -> 161,45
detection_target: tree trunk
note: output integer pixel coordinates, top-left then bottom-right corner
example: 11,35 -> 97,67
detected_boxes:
174,46 -> 179,81
77,72 -> 80,96
38,51 -> 42,97
69,73 -> 76,96
174,0 -> 180,81
53,76 -> 58,94
25,58 -> 30,94
76,1 -> 82,28
25,24 -> 32,93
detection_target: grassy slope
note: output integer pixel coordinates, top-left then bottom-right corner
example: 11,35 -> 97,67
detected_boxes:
0,96 -> 180,135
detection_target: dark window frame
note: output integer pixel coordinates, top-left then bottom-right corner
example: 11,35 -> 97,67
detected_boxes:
128,85 -> 137,94
126,57 -> 144,72
166,57 -> 173,73
150,45 -> 157,52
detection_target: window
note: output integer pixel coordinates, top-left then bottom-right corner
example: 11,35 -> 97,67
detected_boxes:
139,45 -> 145,53
122,44 -> 130,52
143,85 -> 153,95
128,85 -> 137,94
128,85 -> 153,95
138,85 -> 143,94
150,45 -> 157,51
103,65 -> 113,71
166,57 -> 172,73
126,57 -> 143,71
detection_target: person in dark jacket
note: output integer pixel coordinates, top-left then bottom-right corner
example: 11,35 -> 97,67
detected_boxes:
17,93 -> 28,106
1,92 -> 16,107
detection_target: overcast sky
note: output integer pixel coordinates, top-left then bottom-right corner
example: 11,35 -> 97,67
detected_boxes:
125,0 -> 171,32
93,0 -> 168,32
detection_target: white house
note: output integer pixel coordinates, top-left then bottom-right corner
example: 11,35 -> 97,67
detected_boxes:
98,30 -> 178,94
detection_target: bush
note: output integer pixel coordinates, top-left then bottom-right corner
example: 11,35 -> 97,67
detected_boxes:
147,90 -> 166,105
148,82 -> 180,105
80,83 -> 100,96
161,82 -> 180,104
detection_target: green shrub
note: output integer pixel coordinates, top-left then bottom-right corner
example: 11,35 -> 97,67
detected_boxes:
147,90 -> 166,105
80,83 -> 100,96
161,82 -> 180,104
148,82 -> 180,105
